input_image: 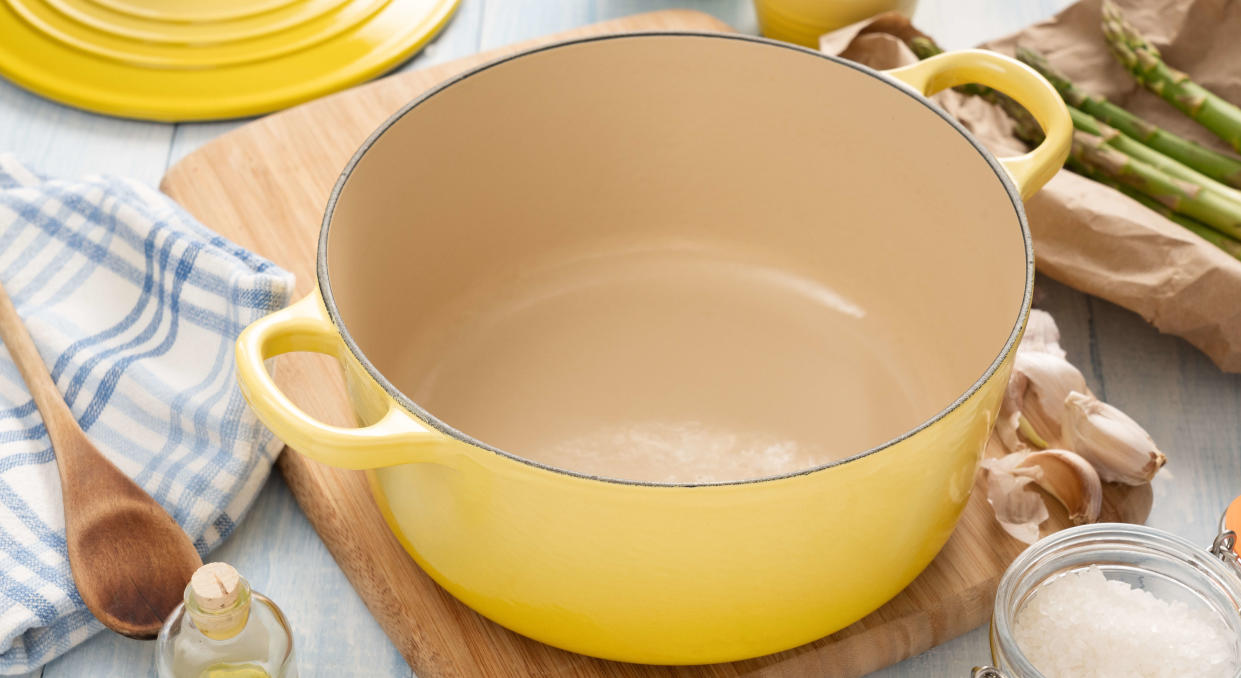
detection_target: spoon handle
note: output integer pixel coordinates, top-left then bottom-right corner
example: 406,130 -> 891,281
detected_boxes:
0,282 -> 84,448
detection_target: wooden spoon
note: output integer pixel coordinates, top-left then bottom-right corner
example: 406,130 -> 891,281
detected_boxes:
0,282 -> 202,638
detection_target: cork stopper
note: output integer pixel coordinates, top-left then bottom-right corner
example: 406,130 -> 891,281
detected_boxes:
187,562 -> 250,639
190,562 -> 241,611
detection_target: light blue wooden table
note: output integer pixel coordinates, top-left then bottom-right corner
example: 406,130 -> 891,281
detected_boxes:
4,0 -> 1237,675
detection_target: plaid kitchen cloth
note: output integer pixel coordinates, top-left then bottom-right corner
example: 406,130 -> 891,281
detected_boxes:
0,155 -> 294,673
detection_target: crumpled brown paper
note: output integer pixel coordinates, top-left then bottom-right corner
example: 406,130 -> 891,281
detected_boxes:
822,0 -> 1241,372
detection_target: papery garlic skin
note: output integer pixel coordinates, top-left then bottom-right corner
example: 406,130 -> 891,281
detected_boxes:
981,453 -> 1048,544
995,369 -> 1030,454
981,448 -> 1103,543
1063,391 -> 1166,485
1019,309 -> 1068,359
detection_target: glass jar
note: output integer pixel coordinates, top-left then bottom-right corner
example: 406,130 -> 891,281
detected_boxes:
974,521 -> 1241,677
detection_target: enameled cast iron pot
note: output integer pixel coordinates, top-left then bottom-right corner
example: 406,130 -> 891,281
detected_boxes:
235,33 -> 1070,664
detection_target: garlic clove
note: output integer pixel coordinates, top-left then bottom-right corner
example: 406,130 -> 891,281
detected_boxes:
1018,449 -> 1103,525
1011,350 -> 1089,449
1020,309 -> 1068,359
1063,391 -> 1166,485
981,453 -> 1048,544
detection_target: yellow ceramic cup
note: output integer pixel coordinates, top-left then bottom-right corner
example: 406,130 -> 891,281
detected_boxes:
754,0 -> 919,47
236,34 -> 1069,664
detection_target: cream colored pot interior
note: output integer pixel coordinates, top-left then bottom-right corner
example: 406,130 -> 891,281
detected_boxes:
323,34 -> 1028,484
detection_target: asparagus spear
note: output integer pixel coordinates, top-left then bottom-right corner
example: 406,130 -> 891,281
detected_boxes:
1071,130 -> 1241,240
1017,46 -> 1241,188
1180,218 -> 1241,260
1067,155 -> 1241,261
1069,107 -> 1241,202
1102,1 -> 1241,153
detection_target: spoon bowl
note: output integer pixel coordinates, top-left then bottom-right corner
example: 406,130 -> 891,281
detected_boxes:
0,283 -> 202,638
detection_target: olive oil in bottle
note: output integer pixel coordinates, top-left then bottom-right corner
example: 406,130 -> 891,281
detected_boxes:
156,563 -> 297,678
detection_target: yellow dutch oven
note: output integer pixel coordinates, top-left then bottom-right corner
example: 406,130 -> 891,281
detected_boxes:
235,34 -> 1069,664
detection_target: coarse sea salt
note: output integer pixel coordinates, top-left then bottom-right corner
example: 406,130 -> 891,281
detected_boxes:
1013,565 -> 1238,678
541,421 -> 829,483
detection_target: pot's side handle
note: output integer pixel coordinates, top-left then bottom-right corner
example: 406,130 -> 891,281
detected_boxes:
884,49 -> 1071,201
235,292 -> 455,470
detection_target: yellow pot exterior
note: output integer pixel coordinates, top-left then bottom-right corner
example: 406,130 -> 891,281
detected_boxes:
232,35 -> 1069,665
238,291 -> 1018,663
362,341 -> 1016,663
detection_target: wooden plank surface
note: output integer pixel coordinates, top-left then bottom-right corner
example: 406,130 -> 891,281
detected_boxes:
7,0 -> 1233,676
156,7 -> 1147,678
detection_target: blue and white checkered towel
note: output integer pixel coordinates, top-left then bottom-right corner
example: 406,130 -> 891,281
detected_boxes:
0,155 -> 294,673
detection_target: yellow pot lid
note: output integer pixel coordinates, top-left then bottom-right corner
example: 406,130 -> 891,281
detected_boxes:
0,0 -> 459,121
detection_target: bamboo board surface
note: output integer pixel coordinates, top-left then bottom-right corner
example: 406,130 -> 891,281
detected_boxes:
160,10 -> 1151,677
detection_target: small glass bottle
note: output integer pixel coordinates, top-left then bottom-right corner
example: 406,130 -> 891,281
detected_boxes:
156,562 -> 297,678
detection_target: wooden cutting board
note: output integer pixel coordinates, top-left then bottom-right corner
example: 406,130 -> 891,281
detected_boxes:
161,11 -> 1151,677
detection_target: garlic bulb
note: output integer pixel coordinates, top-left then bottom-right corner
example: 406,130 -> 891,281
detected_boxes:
996,309 -> 1078,452
1011,350 -> 1089,449
1063,391 -> 1166,485
982,309 -> 1165,542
